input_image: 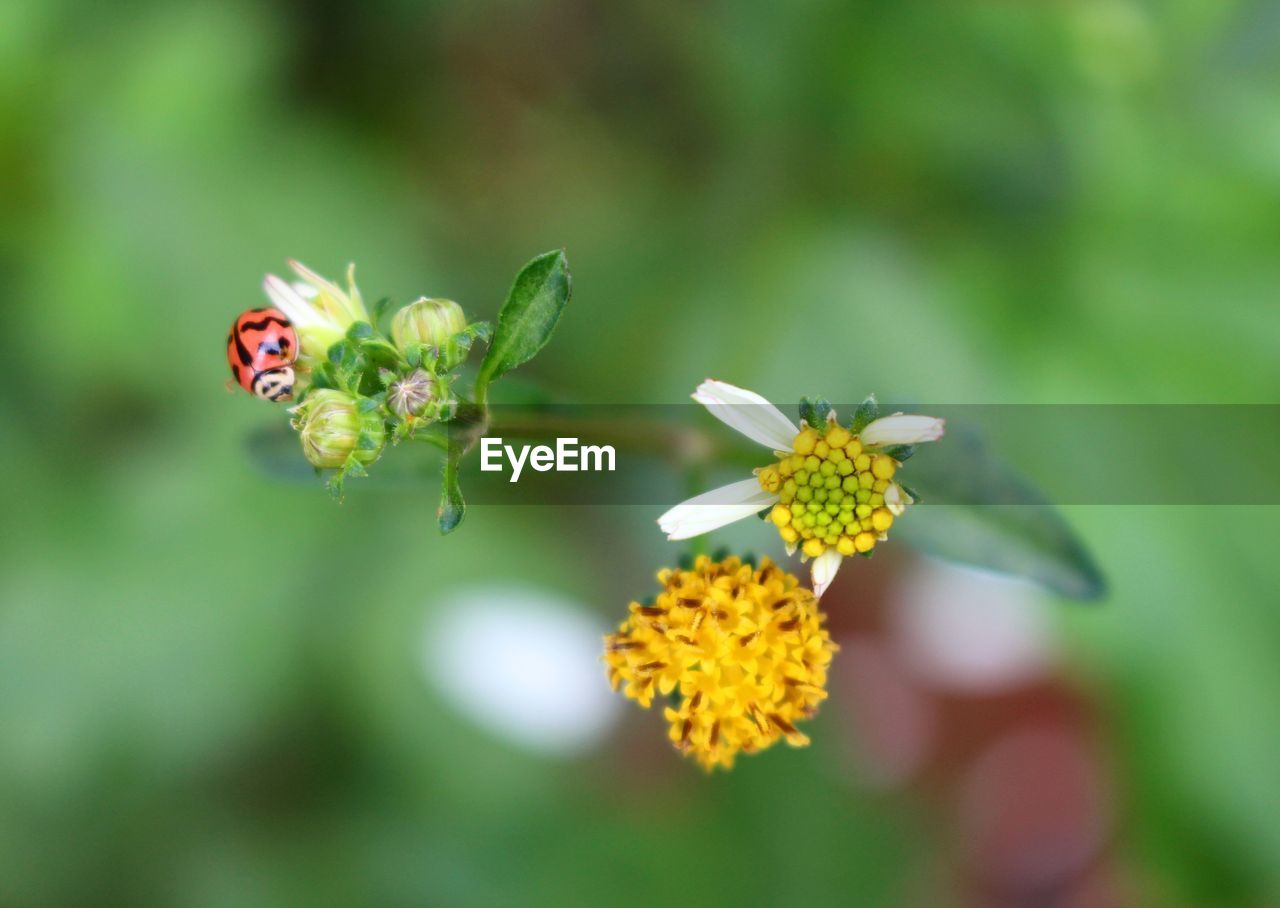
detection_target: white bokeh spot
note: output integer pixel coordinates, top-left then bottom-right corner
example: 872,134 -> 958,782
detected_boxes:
422,586 -> 621,757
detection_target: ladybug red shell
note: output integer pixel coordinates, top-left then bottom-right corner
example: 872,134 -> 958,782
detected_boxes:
227,307 -> 298,402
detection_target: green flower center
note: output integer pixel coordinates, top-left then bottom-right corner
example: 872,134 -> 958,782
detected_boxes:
756,424 -> 900,559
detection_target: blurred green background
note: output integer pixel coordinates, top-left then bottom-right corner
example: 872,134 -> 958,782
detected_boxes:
2,1 -> 1278,905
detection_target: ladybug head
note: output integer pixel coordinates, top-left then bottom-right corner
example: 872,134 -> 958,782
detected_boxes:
252,367 -> 295,403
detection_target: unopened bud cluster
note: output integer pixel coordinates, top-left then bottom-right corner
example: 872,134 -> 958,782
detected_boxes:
242,262 -> 494,495
757,424 -> 903,558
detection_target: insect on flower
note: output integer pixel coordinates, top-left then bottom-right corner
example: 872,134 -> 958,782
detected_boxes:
226,307 -> 298,402
658,380 -> 944,597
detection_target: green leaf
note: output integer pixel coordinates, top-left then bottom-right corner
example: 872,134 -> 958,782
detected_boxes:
893,426 -> 1105,600
799,397 -> 818,427
372,296 -> 395,326
881,444 -> 916,462
851,394 -> 879,433
346,321 -> 374,340
475,250 -> 572,400
328,340 -> 353,367
437,450 -> 465,534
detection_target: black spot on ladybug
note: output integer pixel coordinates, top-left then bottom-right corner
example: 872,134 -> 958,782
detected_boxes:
238,314 -> 291,332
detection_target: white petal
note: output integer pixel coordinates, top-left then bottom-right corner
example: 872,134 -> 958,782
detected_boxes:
692,379 -> 799,451
886,482 -> 909,517
811,549 -> 843,598
657,479 -> 778,540
288,259 -> 347,302
264,274 -> 325,329
861,414 -> 946,446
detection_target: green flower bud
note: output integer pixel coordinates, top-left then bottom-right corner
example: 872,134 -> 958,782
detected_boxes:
391,298 -> 467,351
292,389 -> 385,469
387,368 -> 436,419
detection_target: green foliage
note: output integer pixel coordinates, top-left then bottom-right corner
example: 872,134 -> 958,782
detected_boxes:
437,448 -> 465,534
895,426 -> 1105,600
475,250 -> 572,401
850,395 -> 879,434
799,396 -> 833,427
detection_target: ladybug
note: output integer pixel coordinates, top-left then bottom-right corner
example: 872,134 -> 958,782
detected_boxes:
227,307 -> 298,402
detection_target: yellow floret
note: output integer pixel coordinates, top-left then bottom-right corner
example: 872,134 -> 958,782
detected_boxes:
826,426 -> 851,449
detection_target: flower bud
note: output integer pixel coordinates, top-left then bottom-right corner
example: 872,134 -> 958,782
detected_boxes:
391,298 -> 467,351
292,389 -> 385,469
387,368 -> 437,419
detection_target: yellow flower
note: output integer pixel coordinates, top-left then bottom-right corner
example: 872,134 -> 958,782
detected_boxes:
657,380 -> 944,596
603,555 -> 838,771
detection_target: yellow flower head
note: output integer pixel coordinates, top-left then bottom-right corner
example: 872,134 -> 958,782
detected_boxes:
603,555 -> 838,771
761,422 -> 905,560
657,381 -> 943,596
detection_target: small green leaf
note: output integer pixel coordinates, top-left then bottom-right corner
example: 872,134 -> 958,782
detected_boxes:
372,296 -> 395,325
799,397 -> 818,427
356,430 -> 379,450
328,340 -> 352,367
347,321 -> 374,340
343,458 -> 368,478
475,250 -> 572,399
356,397 -> 380,414
437,451 -> 465,534
882,444 -> 916,462
312,363 -> 339,391
851,395 -> 879,433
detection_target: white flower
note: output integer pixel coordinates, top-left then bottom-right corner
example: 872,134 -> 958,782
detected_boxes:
658,379 -> 944,597
262,260 -> 371,363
